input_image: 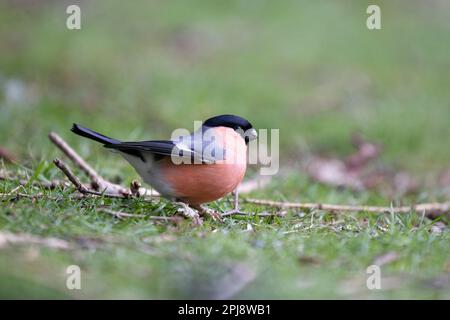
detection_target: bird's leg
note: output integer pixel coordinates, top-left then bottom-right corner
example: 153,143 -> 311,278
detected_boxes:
175,202 -> 203,225
222,188 -> 245,216
193,205 -> 222,222
233,188 -> 239,211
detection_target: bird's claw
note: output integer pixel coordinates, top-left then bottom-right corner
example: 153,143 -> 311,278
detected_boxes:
194,206 -> 223,222
176,202 -> 203,225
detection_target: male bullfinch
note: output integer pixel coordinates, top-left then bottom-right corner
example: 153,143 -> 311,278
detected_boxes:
71,114 -> 257,219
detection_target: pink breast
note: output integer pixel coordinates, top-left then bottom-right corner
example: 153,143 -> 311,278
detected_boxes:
160,127 -> 247,205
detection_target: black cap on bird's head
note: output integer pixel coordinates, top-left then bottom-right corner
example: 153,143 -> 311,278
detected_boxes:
203,114 -> 257,143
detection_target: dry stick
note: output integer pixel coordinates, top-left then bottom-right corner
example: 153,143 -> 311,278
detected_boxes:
221,210 -> 287,217
0,192 -> 45,199
53,158 -> 155,200
99,208 -> 142,218
53,158 -> 87,192
98,208 -> 180,222
24,179 -> 69,189
244,198 -> 450,215
53,158 -> 126,199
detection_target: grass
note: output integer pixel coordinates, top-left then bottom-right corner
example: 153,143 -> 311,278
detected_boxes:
0,1 -> 449,299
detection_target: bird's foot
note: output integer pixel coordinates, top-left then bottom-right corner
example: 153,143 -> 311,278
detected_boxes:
221,189 -> 246,217
176,202 -> 203,225
193,205 -> 223,222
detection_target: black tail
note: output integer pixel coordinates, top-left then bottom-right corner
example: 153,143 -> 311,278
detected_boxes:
71,124 -> 120,145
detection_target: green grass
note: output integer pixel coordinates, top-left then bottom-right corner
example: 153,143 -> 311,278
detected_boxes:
0,1 -> 449,299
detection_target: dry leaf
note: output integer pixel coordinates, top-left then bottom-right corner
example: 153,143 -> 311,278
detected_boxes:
0,147 -> 16,163
305,134 -> 418,195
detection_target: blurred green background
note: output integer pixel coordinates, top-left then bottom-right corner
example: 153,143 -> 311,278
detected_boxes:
0,0 -> 449,299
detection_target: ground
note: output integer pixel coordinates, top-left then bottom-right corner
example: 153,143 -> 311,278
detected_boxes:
0,1 -> 449,299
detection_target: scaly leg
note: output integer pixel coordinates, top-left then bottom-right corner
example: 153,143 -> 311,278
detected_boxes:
175,202 -> 203,225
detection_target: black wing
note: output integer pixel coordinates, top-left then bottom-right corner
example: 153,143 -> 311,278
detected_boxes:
104,140 -> 176,161
72,124 -> 179,161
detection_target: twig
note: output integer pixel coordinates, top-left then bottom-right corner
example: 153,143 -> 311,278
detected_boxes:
53,158 -> 88,192
24,179 -> 69,189
221,210 -> 287,217
98,208 -> 180,222
98,208 -> 145,218
0,192 -> 45,200
53,158 -> 130,199
52,157 -> 156,199
244,198 -> 450,215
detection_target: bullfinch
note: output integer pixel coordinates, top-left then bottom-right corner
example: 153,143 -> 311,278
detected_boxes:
71,114 -> 257,218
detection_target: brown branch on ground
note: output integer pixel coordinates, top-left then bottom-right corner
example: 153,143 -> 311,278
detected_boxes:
53,158 -> 88,192
0,192 -> 47,200
98,208 -> 182,223
53,158 -> 131,199
244,198 -> 450,217
25,179 -> 70,189
221,210 -> 287,217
